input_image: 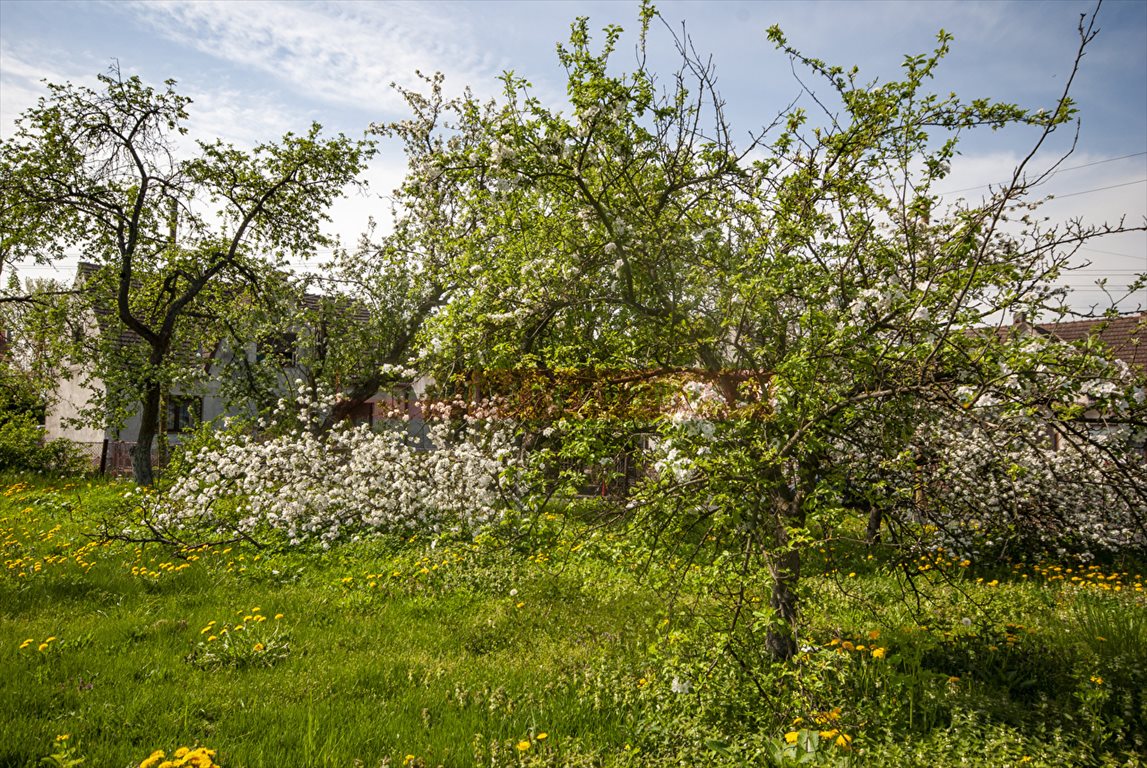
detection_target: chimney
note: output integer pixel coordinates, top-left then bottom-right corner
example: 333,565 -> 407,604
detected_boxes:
1012,311 -> 1029,335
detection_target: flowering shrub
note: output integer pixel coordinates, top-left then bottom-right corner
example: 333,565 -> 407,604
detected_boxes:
139,384 -> 522,546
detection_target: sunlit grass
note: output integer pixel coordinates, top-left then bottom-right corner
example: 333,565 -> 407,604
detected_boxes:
2,472 -> 1144,767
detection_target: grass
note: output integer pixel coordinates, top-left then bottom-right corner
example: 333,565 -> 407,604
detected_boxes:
2,472 -> 1145,767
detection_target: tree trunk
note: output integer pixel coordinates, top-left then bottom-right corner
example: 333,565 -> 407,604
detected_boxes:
866,504 -> 883,545
132,381 -> 161,486
765,508 -> 801,661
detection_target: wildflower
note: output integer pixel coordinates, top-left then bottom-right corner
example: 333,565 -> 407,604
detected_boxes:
55,734 -> 70,742
1090,675 -> 1103,685
253,643 -> 265,652
867,630 -> 880,640
140,751 -> 166,768
274,613 -> 284,620
517,740 -> 531,751
671,676 -> 692,694
536,732 -> 547,740
19,638 -> 33,649
784,731 -> 799,744
37,642 -> 49,652
175,747 -> 191,758
207,635 -> 217,642
835,733 -> 853,750
871,647 -> 886,659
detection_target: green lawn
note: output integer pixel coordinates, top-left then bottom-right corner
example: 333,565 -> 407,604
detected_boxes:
2,474 -> 1144,767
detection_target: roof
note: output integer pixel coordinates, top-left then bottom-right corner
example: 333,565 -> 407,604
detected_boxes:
1033,312 -> 1146,371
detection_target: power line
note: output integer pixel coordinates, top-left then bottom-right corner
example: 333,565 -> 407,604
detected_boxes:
1051,179 -> 1146,199
938,151 -> 1147,196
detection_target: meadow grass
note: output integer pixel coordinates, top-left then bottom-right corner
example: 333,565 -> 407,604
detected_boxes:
2,473 -> 1144,767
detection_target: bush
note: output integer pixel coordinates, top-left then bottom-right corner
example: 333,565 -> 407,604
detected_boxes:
0,412 -> 88,474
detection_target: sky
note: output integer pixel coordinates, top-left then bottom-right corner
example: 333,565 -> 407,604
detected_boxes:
2,0 -> 1144,313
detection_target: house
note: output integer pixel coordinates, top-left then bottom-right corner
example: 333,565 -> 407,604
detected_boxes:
43,264 -> 419,473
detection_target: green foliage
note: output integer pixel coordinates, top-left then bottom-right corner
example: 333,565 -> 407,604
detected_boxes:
0,413 -> 88,474
0,66 -> 374,485
0,365 -> 87,474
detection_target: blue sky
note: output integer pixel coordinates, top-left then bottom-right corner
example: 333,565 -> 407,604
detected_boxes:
2,0 -> 1144,311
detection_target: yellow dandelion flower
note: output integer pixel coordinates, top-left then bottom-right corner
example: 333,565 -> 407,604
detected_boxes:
44,636 -> 56,643
871,647 -> 886,659
55,734 -> 70,742
517,740 -> 531,751
840,641 -> 854,651
784,731 -> 799,744
536,732 -> 548,740
207,635 -> 217,642
253,642 -> 265,652
174,747 -> 191,758
37,642 -> 48,652
274,613 -> 284,620
819,729 -> 839,739
868,630 -> 880,640
140,751 -> 166,768
1090,675 -> 1103,685
835,733 -> 853,750
19,638 -> 33,649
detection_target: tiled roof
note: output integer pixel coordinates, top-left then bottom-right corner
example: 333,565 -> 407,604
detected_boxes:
1034,312 -> 1146,371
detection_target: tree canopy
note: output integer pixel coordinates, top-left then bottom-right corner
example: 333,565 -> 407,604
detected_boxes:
0,67 -> 374,484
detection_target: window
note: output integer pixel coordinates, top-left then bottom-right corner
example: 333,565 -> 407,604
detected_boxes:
166,397 -> 201,433
257,332 -> 298,366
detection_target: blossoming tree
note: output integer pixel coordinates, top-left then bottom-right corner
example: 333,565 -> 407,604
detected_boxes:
381,6 -> 1145,659
0,67 -> 373,485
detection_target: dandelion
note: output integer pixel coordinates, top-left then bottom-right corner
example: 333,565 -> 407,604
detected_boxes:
274,613 -> 284,620
1090,675 -> 1103,685
55,734 -> 70,742
516,740 -> 531,751
784,731 -> 799,745
19,638 -> 33,649
871,647 -> 886,659
536,732 -> 547,740
835,733 -> 853,750
37,642 -> 49,652
253,643 -> 265,652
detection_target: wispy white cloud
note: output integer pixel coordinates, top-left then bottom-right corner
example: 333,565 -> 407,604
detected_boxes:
122,0 -> 510,115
